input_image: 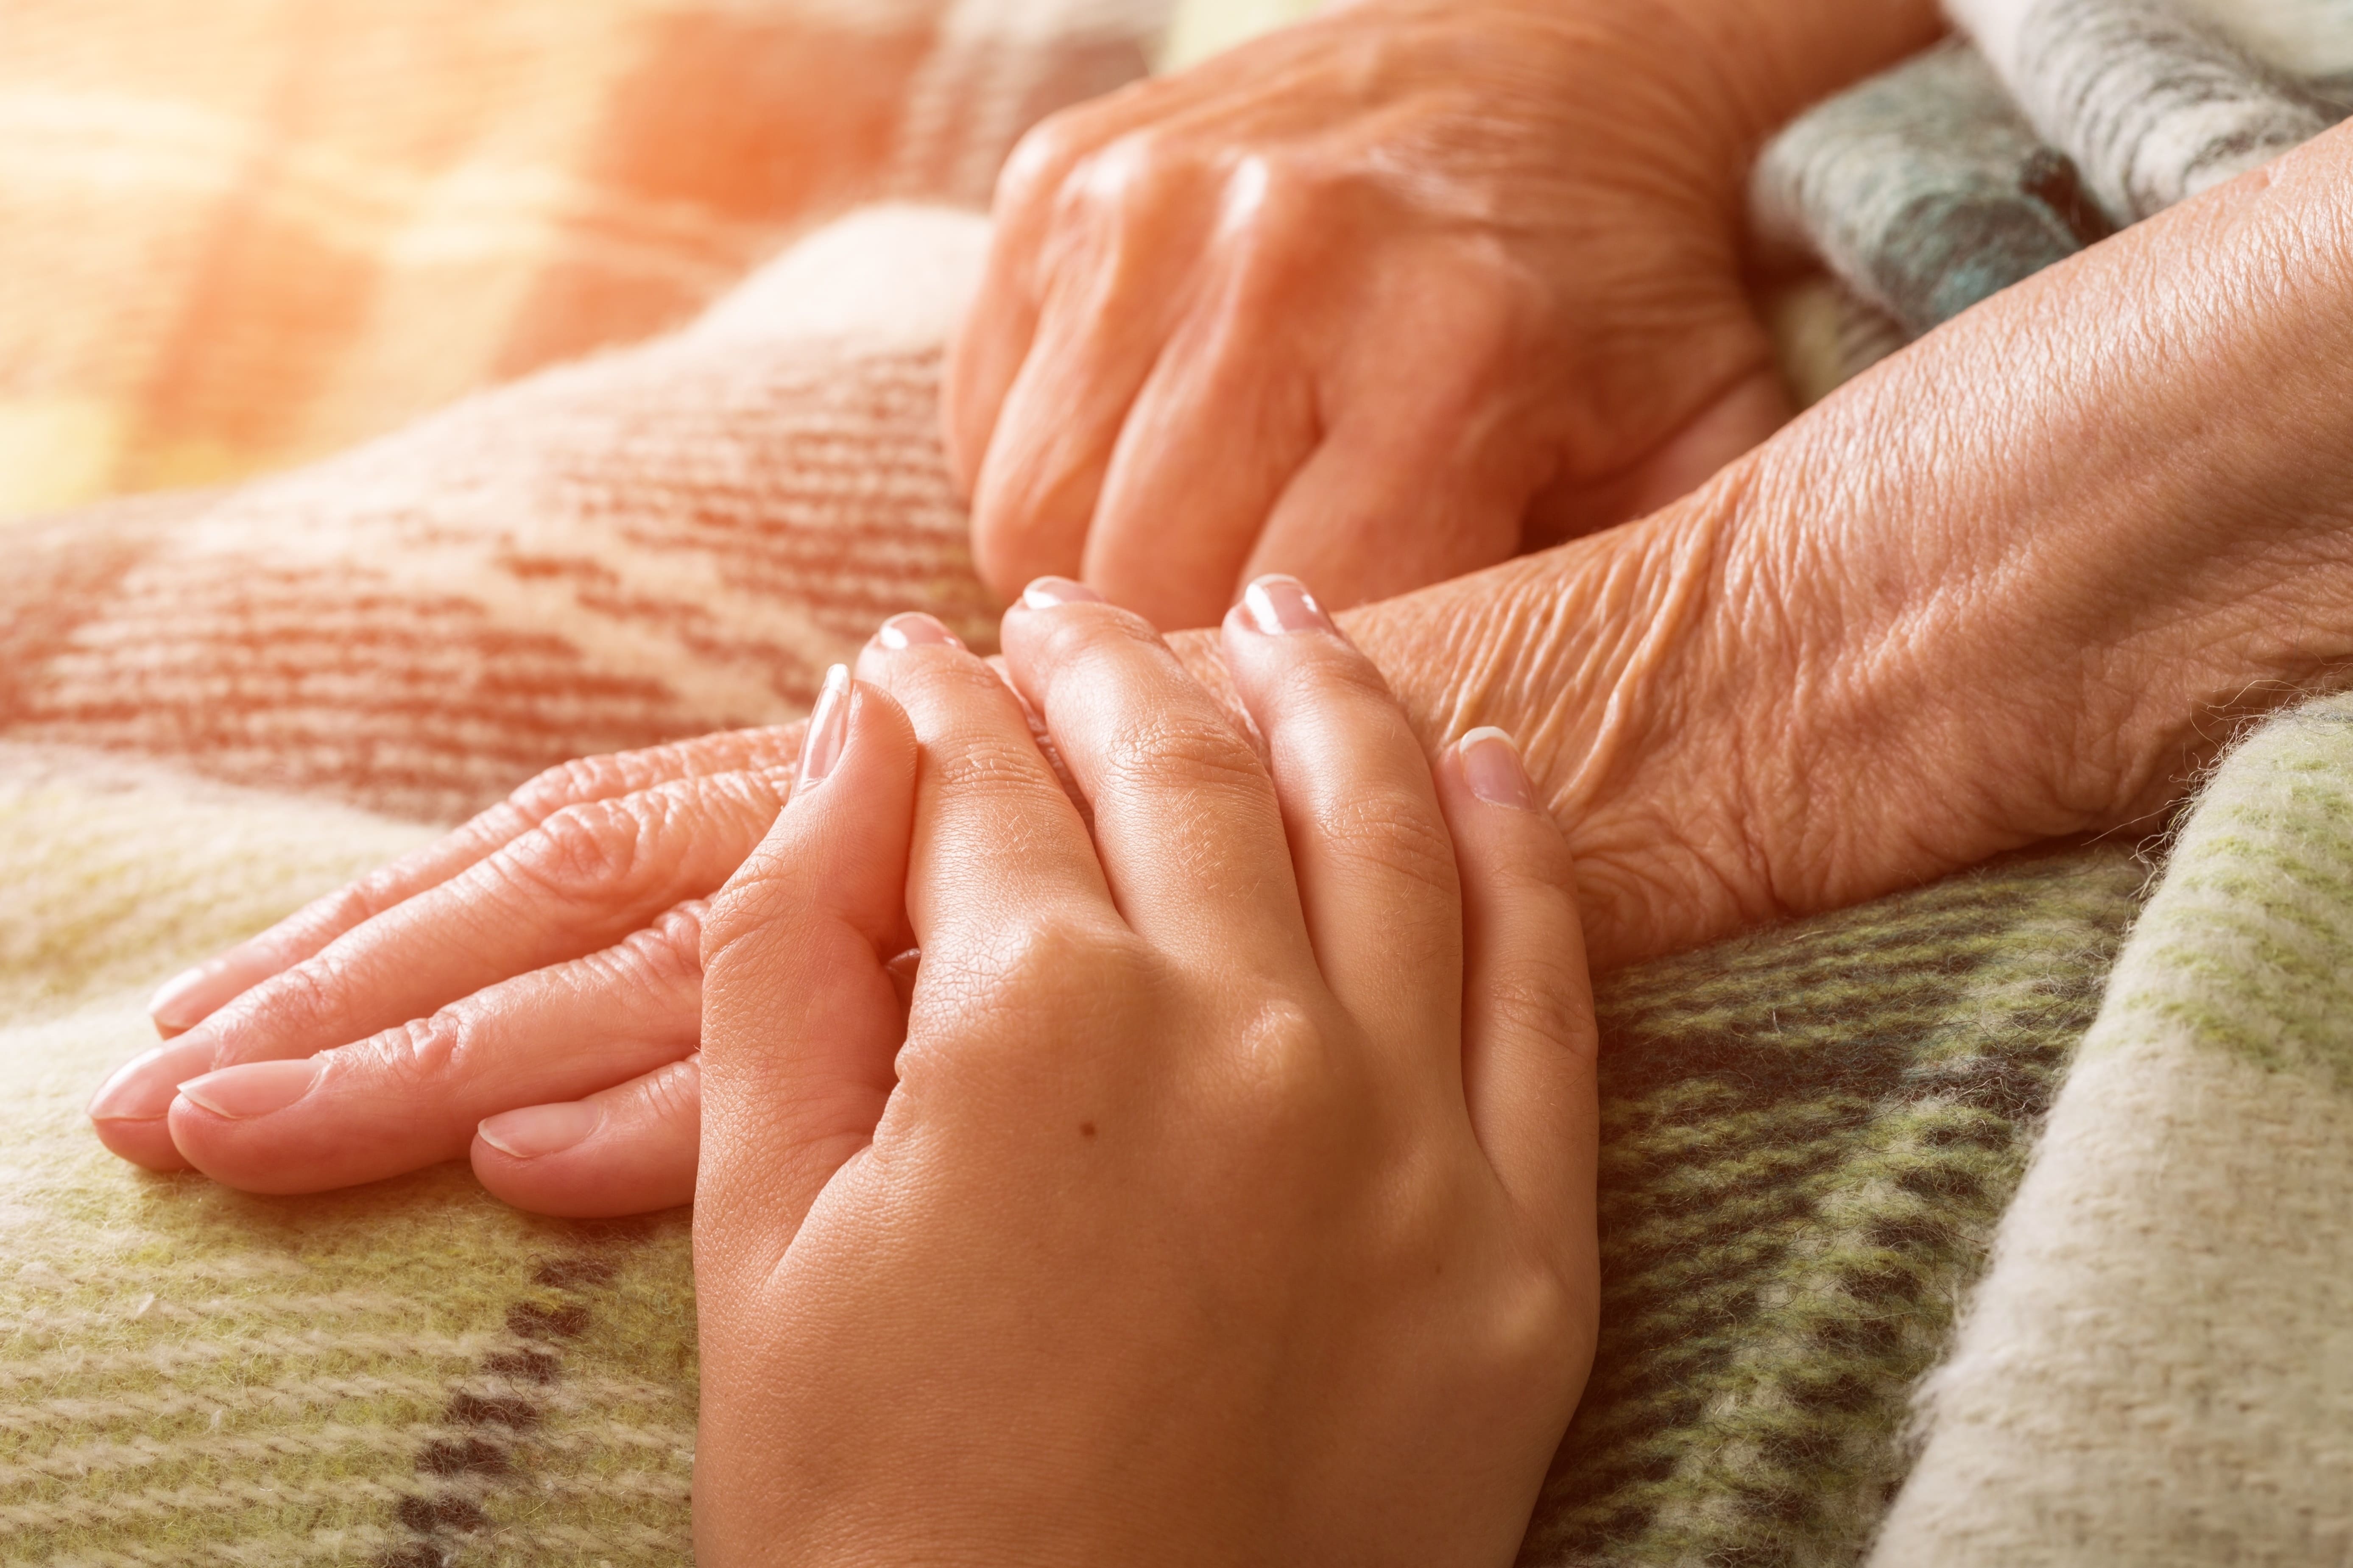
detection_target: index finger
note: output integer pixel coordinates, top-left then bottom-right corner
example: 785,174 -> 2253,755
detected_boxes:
997,583 -> 1313,980
852,615 -> 1120,970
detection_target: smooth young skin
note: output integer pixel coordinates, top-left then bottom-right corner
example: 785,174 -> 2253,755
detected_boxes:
950,0 -> 1943,627
90,123 -> 2353,1215
693,589 -> 1597,1567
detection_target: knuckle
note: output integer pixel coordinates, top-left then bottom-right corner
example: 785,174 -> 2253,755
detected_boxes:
1217,999 -> 1354,1152
215,959 -> 344,1058
1049,127 -> 1196,236
301,877 -> 401,943
1477,1261 -> 1585,1390
908,917 -> 1150,1083
581,910 -> 705,1001
506,753 -> 625,823
999,110 -> 1092,211
995,915 -> 1144,996
504,797 -> 651,904
925,727 -> 1055,802
1096,711 -> 1267,801
1477,961 -> 1596,1064
1315,783 -> 1460,897
339,1010 -> 469,1094
1217,154 -> 1330,262
633,1055 -> 702,1125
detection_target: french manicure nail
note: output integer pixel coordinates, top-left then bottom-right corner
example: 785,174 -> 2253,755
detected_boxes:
477,1101 -> 604,1160
176,1057 -> 323,1120
1020,575 -> 1103,610
1459,726 -> 1536,811
88,1038 -> 218,1122
1240,575 -> 1335,636
795,664 -> 851,794
874,612 -> 962,650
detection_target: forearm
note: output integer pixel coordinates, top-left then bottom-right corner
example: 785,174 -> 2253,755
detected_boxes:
1735,124 -> 2353,899
1181,123 -> 2353,971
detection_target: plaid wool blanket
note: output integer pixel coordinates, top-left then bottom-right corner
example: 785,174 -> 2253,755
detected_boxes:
3,0 -> 2350,1564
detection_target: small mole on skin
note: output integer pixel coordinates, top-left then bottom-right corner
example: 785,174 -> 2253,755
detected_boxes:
1079,1122 -> 1097,1138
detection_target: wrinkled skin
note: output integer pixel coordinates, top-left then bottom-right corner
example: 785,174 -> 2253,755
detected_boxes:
946,0 -> 1942,628
692,594 -> 1595,1566
91,117 -> 2353,1218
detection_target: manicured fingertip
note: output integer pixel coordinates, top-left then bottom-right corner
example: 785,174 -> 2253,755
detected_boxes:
874,612 -> 963,650
1019,575 -> 1104,610
1237,573 -> 1336,636
478,1100 -> 604,1160
1457,727 -> 1536,811
174,1057 -> 322,1121
795,664 -> 853,794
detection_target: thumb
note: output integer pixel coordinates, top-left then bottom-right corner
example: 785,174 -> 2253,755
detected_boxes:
697,666 -> 919,1291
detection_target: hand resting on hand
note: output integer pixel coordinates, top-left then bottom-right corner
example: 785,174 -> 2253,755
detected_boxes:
691,588 -> 1597,1565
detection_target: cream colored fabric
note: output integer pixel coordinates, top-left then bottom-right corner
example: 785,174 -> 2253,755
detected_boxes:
1873,697 -> 2353,1565
1154,0 -> 1317,72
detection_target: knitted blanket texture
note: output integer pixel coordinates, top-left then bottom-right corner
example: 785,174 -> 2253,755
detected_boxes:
4,0 -> 2351,1563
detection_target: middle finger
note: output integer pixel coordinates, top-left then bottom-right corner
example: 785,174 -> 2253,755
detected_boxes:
997,579 -> 1314,979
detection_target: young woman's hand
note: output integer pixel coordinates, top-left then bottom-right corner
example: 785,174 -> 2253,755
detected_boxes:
946,0 -> 1941,628
693,582 -> 1597,1566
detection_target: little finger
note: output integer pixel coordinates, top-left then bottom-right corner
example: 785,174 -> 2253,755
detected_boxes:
1435,726 -> 1598,1281
473,1055 -> 703,1219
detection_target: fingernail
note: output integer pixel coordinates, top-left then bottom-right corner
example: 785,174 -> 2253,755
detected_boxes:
1458,726 -> 1536,811
149,951 -> 280,1036
477,1101 -> 604,1160
1240,574 -> 1334,636
1020,575 -> 1103,610
795,664 -> 851,794
874,612 -> 962,650
88,1038 -> 217,1123
175,1057 -> 322,1120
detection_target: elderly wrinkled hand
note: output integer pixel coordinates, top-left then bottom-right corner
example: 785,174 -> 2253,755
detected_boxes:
946,0 -> 1820,630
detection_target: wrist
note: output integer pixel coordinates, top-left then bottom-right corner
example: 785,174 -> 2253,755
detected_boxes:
1606,0 -> 1948,226
1311,0 -> 1941,240
1722,127 -> 2353,911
